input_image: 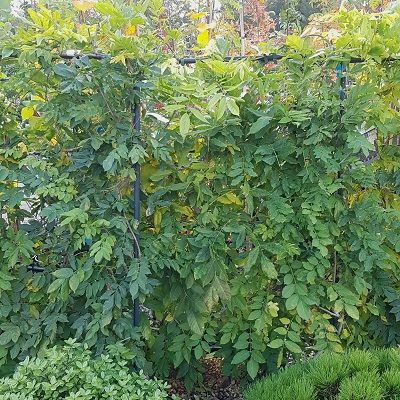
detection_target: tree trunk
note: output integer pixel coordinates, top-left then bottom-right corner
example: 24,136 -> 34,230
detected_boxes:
208,0 -> 215,24
239,0 -> 245,56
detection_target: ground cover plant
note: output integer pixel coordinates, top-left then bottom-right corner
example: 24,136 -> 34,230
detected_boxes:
0,339 -> 177,400
245,348 -> 400,400
1,0 -> 400,390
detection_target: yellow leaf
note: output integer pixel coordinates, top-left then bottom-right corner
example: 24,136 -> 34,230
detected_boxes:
32,95 -> 45,102
197,22 -> 208,32
330,342 -> 344,353
190,12 -> 206,20
197,29 -> 209,48
50,137 -> 58,146
21,106 -> 34,121
110,54 -> 127,66
72,0 -> 96,12
173,205 -> 194,218
165,314 -> 174,322
286,34 -> 303,51
124,24 -> 136,37
154,209 -> 162,233
217,192 -> 242,206
267,301 -> 279,318
29,305 -> 40,319
17,142 -> 27,154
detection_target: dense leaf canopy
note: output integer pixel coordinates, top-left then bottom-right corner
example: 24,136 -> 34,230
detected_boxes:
1,0 -> 400,387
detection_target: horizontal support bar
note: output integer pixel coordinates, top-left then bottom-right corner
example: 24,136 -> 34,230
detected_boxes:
1,51 -> 399,65
178,55 -> 400,65
178,53 -> 283,65
59,51 -> 107,60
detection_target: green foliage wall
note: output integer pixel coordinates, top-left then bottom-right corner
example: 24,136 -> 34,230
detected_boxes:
1,1 -> 400,387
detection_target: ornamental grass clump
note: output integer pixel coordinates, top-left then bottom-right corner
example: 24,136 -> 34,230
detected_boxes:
245,348 -> 400,400
0,339 -> 178,400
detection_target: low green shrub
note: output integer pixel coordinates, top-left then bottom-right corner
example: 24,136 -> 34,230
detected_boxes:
0,339 -> 178,400
245,348 -> 400,400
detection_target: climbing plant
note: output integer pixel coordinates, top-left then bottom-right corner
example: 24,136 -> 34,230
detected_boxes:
0,0 -> 164,373
144,13 -> 400,385
1,0 -> 400,389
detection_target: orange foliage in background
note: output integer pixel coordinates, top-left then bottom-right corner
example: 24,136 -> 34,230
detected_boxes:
244,0 -> 275,47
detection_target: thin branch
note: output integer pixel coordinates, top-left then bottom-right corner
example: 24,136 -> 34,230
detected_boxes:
318,306 -> 340,318
124,214 -> 142,259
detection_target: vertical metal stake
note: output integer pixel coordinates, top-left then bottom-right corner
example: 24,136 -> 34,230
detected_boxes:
338,62 -> 347,102
333,62 -> 347,287
132,100 -> 141,328
332,63 -> 347,332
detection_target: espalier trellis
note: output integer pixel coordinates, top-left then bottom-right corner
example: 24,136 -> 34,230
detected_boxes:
1,1 -> 400,388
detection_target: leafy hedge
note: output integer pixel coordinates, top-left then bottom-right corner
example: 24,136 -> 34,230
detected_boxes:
245,348 -> 400,400
1,1 -> 400,388
0,339 -> 177,399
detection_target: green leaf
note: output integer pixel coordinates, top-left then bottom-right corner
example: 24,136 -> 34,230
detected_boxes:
287,330 -> 301,343
95,2 -> 119,15
274,327 -> 287,335
0,324 -> 20,345
60,209 -> 88,226
0,166 -> 9,180
179,113 -> 190,136
248,310 -> 262,320
216,97 -> 226,120
286,294 -> 299,310
129,281 -> 138,298
268,339 -> 284,349
0,279 -> 11,291
187,310 -> 204,335
231,350 -> 250,365
261,256 -> 278,279
234,332 -> 249,350
91,137 -> 103,150
54,63 -> 76,78
285,340 -> 302,354
345,304 -> 360,320
282,284 -> 295,299
69,274 -> 81,292
227,98 -> 240,116
220,333 -> 231,345
52,268 -> 73,279
191,108 -> 208,123
346,132 -> 374,156
296,300 -> 311,321
247,358 -> 259,379
47,279 -> 64,294
194,344 -> 203,360
195,246 -> 210,263
1,48 -> 12,58
249,116 -> 271,134
102,150 -> 118,172
89,235 -> 116,263
245,246 -> 260,272
0,330 -> 15,345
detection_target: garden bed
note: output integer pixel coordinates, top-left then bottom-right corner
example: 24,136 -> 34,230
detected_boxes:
169,359 -> 243,400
